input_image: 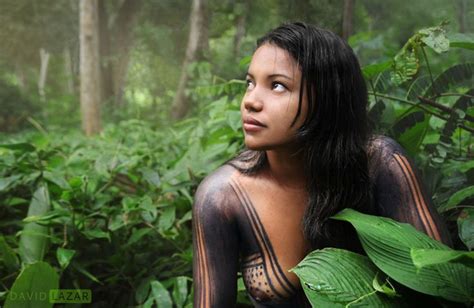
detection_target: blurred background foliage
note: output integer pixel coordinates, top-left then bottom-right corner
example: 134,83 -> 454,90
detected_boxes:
0,0 -> 472,307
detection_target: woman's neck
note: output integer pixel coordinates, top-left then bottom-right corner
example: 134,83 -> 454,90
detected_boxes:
264,146 -> 307,190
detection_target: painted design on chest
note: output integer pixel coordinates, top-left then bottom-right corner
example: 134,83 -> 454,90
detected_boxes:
230,178 -> 298,303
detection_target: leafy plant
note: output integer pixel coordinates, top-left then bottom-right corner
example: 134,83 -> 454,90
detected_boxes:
292,209 -> 474,307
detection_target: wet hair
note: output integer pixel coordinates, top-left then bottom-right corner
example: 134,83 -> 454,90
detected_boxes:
228,21 -> 373,249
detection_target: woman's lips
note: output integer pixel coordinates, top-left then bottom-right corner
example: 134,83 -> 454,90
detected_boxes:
243,117 -> 266,132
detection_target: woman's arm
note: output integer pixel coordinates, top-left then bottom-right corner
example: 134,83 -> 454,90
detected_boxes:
192,166 -> 241,307
372,137 -> 452,246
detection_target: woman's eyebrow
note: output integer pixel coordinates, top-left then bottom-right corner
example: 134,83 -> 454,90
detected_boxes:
246,72 -> 293,81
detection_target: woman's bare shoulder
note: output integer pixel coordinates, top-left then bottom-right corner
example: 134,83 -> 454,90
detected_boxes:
368,135 -> 406,159
367,135 -> 412,179
193,164 -> 241,219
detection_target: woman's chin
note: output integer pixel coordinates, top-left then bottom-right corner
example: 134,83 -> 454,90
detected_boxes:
244,141 -> 266,151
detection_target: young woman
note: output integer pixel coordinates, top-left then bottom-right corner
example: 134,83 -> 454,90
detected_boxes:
192,22 -> 451,307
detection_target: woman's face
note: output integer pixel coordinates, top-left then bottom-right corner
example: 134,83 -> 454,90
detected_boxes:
241,43 -> 308,151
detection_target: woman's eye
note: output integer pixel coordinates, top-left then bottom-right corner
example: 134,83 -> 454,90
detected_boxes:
272,82 -> 286,92
246,79 -> 255,90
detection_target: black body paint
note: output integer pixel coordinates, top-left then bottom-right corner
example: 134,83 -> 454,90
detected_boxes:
192,136 -> 452,307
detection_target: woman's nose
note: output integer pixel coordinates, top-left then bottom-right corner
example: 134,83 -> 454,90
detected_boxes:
243,89 -> 264,112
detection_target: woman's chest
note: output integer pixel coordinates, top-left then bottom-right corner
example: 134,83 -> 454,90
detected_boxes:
229,176 -> 311,303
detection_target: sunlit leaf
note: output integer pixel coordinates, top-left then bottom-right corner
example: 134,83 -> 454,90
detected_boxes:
332,209 -> 474,303
291,248 -> 401,307
19,185 -> 51,264
4,262 -> 59,308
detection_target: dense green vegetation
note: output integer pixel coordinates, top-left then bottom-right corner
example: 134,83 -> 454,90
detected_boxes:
0,0 -> 473,307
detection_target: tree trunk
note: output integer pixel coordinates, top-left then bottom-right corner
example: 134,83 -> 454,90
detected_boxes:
63,47 -> 75,95
80,0 -> 101,136
342,0 -> 355,41
15,63 -> 27,93
98,0 -> 114,104
233,1 -> 248,57
171,0 -> 209,120
112,0 -> 142,107
38,48 -> 50,102
456,0 -> 467,33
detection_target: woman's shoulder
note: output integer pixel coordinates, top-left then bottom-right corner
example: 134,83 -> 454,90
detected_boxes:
367,135 -> 412,178
193,164 -> 241,219
368,134 -> 407,159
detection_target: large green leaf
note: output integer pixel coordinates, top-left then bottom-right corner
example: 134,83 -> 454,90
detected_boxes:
411,248 -> 474,268
332,209 -> 474,303
4,261 -> 59,308
19,185 -> 51,264
434,89 -> 474,164
290,248 -> 401,307
423,63 -> 473,97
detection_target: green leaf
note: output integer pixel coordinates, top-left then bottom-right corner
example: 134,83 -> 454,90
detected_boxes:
458,209 -> 474,251
82,229 -> 111,242
448,33 -> 474,50
135,276 -> 154,304
441,186 -> 474,212
372,273 -> 397,297
141,168 -> 161,188
393,111 -> 429,155
0,143 -> 36,152
0,235 -> 19,271
126,228 -> 152,247
363,60 -> 392,80
332,209 -> 474,303
419,26 -> 449,53
291,248 -> 400,307
172,276 -> 188,308
4,262 -> 59,308
22,209 -> 68,223
150,280 -> 172,308
56,248 -> 76,269
43,171 -> 70,190
0,175 -> 22,192
391,46 -> 419,85
72,262 -> 102,284
19,185 -> 51,264
411,248 -> 474,269
423,63 -> 473,97
159,206 -> 176,232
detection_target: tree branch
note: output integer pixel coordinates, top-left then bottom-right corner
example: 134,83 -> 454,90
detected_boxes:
417,95 -> 474,123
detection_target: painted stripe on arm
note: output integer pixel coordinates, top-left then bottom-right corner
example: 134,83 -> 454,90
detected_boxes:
393,153 -> 442,241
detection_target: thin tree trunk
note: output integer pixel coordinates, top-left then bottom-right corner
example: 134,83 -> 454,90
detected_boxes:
456,0 -> 467,33
342,0 -> 355,41
171,0 -> 209,120
38,48 -> 50,102
80,0 -> 101,136
63,47 -> 75,95
15,63 -> 27,92
111,0 -> 142,107
233,1 -> 248,57
98,0 -> 114,104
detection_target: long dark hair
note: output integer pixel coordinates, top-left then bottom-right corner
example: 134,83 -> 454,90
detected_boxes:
228,22 -> 373,249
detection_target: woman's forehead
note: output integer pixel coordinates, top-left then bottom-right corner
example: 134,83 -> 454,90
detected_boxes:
248,43 -> 300,78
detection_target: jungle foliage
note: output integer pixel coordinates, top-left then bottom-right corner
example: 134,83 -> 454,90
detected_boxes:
0,2 -> 473,307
